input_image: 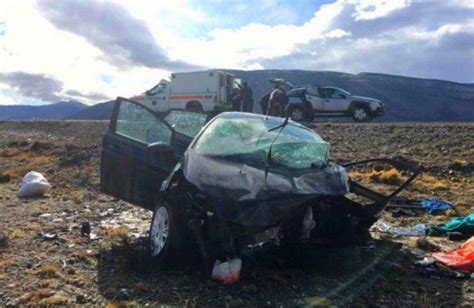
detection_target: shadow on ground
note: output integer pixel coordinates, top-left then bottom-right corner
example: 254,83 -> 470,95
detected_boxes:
96,237 -> 466,307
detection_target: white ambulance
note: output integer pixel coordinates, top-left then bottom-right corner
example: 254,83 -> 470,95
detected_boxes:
130,70 -> 238,113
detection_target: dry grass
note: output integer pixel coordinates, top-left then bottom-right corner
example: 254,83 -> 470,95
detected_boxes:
0,145 -> 57,180
412,173 -> 449,192
39,294 -> 68,305
348,167 -> 450,193
35,262 -> 61,278
9,228 -> 28,239
0,148 -> 20,158
106,301 -> 140,308
0,256 -> 17,269
104,227 -> 129,238
21,288 -> 55,302
349,168 -> 407,185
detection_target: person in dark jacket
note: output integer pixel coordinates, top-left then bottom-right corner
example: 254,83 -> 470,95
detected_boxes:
259,91 -> 271,115
241,81 -> 254,113
231,87 -> 242,111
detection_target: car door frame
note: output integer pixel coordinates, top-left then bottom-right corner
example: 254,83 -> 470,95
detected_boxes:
321,87 -> 349,112
305,86 -> 324,111
101,97 -> 177,210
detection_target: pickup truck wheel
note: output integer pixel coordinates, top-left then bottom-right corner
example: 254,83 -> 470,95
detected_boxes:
352,106 -> 372,122
289,105 -> 306,122
149,201 -> 184,266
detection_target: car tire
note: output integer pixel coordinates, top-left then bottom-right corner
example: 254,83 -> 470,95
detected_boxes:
149,200 -> 186,267
186,101 -> 203,112
289,105 -> 307,122
352,106 -> 372,122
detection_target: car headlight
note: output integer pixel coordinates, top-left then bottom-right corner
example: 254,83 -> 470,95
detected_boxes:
369,101 -> 381,110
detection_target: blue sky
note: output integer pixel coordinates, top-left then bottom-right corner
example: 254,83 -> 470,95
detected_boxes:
0,0 -> 473,105
189,0 -> 332,30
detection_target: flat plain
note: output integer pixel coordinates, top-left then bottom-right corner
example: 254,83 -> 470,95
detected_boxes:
0,121 -> 473,307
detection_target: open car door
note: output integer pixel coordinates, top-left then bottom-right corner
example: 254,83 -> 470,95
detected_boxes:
100,98 -> 208,210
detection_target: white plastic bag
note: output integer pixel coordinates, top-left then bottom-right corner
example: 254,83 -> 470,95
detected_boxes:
18,171 -> 51,197
372,219 -> 426,237
211,258 -> 242,284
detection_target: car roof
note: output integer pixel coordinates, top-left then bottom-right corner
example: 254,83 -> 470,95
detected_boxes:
214,112 -> 310,130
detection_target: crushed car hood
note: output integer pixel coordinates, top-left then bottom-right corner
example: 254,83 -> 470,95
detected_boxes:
182,149 -> 349,227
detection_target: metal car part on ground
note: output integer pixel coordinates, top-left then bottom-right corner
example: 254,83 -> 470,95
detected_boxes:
100,97 -> 419,276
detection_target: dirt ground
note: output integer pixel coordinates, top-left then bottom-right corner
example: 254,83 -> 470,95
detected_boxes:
0,120 -> 473,307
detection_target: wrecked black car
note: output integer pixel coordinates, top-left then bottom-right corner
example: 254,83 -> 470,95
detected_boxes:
100,97 -> 419,272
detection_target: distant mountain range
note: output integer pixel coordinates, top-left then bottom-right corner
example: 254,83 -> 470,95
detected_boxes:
66,100 -> 115,120
0,101 -> 87,120
1,70 -> 473,121
228,70 -> 474,122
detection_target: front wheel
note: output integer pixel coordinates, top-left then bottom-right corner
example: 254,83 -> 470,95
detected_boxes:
149,200 -> 186,266
352,106 -> 372,122
289,105 -> 307,122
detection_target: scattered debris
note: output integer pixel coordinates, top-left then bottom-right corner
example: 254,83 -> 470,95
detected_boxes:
426,214 -> 474,237
432,236 -> 474,272
0,173 -> 11,183
420,199 -> 454,215
116,288 -> 131,301
390,207 -> 417,217
372,219 -> 426,237
415,257 -> 436,266
0,230 -> 8,248
211,258 -> 242,285
17,171 -> 51,198
447,232 -> 469,241
43,232 -> 58,241
387,198 -> 454,215
89,233 -> 100,241
80,222 -> 91,237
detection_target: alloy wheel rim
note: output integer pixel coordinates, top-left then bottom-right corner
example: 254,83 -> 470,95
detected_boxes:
150,206 -> 169,256
292,109 -> 304,121
355,109 -> 367,120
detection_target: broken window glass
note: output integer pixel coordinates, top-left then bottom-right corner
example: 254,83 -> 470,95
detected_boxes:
115,100 -> 171,145
164,110 -> 208,138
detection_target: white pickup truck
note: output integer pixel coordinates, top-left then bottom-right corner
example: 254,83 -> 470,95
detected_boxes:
287,85 -> 385,122
130,70 -> 237,113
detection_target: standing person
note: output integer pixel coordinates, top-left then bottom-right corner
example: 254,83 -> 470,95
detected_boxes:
241,81 -> 254,113
268,84 -> 288,116
259,91 -> 271,115
231,87 -> 242,111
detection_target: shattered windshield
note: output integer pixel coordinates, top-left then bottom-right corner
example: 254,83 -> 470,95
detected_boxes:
193,117 -> 329,169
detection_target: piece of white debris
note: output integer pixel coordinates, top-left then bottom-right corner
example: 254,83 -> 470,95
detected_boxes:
17,171 -> 51,198
211,258 -> 242,285
372,219 -> 426,237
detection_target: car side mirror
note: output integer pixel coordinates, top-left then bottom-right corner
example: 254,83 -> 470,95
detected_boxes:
147,142 -> 173,155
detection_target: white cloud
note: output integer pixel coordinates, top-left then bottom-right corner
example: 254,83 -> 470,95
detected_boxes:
0,0 -> 472,105
0,0 -> 173,104
0,92 -> 16,105
325,28 -> 352,38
